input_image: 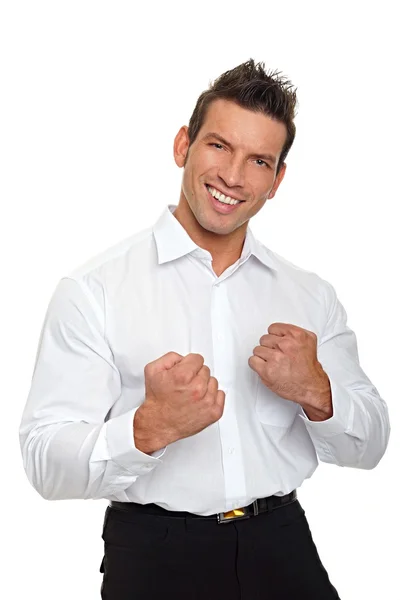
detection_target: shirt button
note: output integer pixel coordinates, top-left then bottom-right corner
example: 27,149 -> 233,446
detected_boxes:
217,333 -> 223,341
228,447 -> 235,454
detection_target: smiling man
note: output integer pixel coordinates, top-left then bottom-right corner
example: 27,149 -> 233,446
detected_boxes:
173,98 -> 287,277
20,59 -> 390,599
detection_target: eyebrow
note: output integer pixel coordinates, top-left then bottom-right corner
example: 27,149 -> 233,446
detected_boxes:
202,132 -> 277,165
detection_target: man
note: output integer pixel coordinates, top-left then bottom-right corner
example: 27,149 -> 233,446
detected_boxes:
20,59 -> 390,599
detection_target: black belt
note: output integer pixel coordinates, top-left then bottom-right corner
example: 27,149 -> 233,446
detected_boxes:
110,490 -> 297,525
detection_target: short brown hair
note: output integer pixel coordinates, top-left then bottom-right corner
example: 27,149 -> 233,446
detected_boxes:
185,58 -> 298,175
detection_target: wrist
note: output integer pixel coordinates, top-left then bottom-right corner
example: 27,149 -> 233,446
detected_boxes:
133,404 -> 169,454
298,366 -> 332,420
302,402 -> 333,421
301,381 -> 333,421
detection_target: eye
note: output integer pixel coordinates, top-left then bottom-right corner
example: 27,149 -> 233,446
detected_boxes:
255,159 -> 269,168
209,143 -> 224,150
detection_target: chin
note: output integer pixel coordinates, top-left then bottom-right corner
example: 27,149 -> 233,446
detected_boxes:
201,217 -> 237,236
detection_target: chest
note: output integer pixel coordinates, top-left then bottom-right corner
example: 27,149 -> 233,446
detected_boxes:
105,260 -> 325,394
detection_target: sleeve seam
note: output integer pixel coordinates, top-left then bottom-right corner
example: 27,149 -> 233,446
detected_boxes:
61,276 -> 105,336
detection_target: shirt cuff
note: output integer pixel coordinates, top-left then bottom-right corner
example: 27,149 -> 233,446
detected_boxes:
298,376 -> 352,437
104,407 -> 167,474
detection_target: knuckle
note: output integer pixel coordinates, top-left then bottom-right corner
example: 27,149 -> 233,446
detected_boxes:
211,405 -> 223,420
189,352 -> 204,362
191,381 -> 206,400
174,368 -> 191,386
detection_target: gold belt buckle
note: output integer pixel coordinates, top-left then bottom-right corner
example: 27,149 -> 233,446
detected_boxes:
217,501 -> 258,525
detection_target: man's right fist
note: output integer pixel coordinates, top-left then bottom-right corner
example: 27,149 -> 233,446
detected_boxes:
134,352 -> 225,451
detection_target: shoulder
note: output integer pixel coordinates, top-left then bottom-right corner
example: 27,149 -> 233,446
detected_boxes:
56,225 -> 154,310
258,242 -> 337,307
66,225 -> 154,281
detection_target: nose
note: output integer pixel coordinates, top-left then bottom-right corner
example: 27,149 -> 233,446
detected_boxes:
218,155 -> 245,190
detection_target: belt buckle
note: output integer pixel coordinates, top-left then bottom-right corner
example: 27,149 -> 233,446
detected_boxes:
217,501 -> 258,525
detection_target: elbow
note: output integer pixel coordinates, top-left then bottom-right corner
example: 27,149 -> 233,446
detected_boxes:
30,480 -> 59,501
321,424 -> 390,471
20,459 -> 56,501
356,453 -> 384,471
356,452 -> 387,471
351,399 -> 391,470
356,426 -> 391,471
20,427 -> 84,501
20,443 -> 60,501
22,461 -> 86,501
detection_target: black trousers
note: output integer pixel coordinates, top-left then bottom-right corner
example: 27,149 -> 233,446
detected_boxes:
99,499 -> 341,599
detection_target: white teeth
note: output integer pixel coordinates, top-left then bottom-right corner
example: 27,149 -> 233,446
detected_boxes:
207,185 -> 241,205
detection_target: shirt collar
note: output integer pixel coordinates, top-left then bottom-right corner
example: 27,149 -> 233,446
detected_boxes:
153,204 -> 278,271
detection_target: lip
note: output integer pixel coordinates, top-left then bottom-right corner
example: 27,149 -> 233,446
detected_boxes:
205,184 -> 244,215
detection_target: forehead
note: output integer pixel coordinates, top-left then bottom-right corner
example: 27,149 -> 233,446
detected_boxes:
198,98 -> 287,155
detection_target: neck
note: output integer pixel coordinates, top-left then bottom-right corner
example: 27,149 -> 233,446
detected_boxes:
173,195 -> 247,276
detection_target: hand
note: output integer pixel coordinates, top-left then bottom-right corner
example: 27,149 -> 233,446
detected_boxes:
138,352 -> 226,447
248,323 -> 332,415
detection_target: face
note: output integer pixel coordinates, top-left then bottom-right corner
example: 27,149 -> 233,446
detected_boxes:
173,98 -> 287,239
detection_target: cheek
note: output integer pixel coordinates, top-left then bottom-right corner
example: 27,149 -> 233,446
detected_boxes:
248,196 -> 269,217
258,178 -> 276,200
200,150 -> 225,175
245,168 -> 273,194
180,168 -> 194,200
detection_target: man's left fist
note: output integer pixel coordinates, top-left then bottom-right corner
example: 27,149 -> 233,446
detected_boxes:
248,322 -> 332,411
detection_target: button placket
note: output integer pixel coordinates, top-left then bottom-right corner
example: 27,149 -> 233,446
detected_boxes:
211,281 -> 247,507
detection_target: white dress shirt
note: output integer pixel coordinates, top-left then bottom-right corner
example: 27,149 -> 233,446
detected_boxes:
19,204 -> 390,515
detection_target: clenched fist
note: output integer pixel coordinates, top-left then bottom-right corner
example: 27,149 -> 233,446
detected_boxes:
248,322 -> 332,416
134,352 -> 226,453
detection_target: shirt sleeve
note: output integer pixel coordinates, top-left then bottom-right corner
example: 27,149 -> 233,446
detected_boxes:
19,277 -> 167,501
298,279 -> 390,469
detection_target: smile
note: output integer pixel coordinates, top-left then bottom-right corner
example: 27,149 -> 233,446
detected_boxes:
205,184 -> 244,205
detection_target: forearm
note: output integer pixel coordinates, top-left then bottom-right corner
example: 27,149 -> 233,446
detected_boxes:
133,405 -> 171,455
300,378 -> 390,470
301,378 -> 333,422
20,408 -> 167,501
20,421 -> 108,500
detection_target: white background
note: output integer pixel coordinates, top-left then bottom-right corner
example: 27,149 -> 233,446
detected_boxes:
1,1 -> 398,598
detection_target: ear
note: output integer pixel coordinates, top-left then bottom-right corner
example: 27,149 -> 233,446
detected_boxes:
173,126 -> 190,168
268,162 -> 287,199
